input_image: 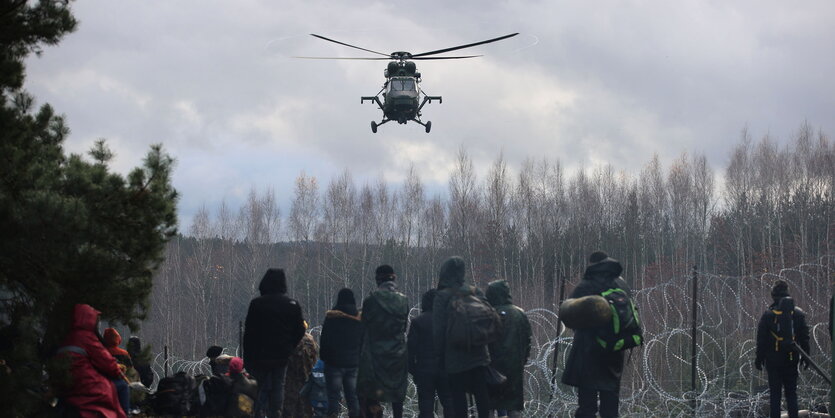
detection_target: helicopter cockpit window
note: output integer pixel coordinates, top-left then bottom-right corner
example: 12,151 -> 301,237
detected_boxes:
391,79 -> 416,91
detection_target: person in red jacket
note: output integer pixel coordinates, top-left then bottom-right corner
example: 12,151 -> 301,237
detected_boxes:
102,327 -> 132,414
56,304 -> 126,418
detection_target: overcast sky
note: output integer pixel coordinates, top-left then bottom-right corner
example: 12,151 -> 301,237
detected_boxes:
24,1 -> 835,228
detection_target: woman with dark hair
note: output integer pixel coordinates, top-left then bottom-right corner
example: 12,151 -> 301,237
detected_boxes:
320,288 -> 363,418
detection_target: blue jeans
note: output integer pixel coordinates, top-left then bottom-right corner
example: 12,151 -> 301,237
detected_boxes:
112,378 -> 130,414
325,365 -> 360,416
251,364 -> 289,418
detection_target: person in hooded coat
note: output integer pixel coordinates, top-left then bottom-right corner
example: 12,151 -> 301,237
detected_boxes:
126,336 -> 154,388
56,304 -> 126,418
357,265 -> 409,418
755,280 -> 810,418
320,288 -> 363,418
283,327 -> 318,418
561,251 -> 631,418
243,268 -> 306,418
432,256 -> 492,418
102,327 -> 133,414
408,288 -> 453,418
485,280 -> 532,418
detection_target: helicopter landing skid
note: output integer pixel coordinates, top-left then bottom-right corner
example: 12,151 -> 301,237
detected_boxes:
411,118 -> 432,133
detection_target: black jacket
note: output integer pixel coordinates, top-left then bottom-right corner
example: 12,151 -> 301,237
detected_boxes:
561,257 -> 630,392
756,297 -> 810,369
243,271 -> 305,369
319,306 -> 363,368
408,312 -> 441,376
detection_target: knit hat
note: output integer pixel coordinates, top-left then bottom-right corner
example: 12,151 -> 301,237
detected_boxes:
259,268 -> 288,295
228,357 -> 244,375
589,251 -> 609,264
375,265 -> 396,285
206,345 -> 223,359
771,280 -> 790,299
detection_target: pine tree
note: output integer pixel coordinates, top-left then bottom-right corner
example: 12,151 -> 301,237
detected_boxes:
0,2 -> 178,414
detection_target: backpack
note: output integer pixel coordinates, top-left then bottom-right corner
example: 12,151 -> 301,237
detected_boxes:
595,287 -> 643,352
153,371 -> 197,415
199,375 -> 232,415
446,285 -> 502,350
769,297 -> 797,360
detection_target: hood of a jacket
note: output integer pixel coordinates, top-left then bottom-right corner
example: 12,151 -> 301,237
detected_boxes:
326,309 -> 361,321
438,256 -> 466,290
420,289 -> 437,312
259,268 -> 287,295
71,304 -> 100,332
583,257 -> 623,280
486,280 -> 512,307
103,327 -> 122,348
370,281 -> 408,316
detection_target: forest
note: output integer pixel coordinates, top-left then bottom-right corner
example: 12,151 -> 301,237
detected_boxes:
142,122 -> 832,363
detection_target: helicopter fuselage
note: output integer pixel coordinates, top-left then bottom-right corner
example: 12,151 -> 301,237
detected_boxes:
383,76 -> 420,124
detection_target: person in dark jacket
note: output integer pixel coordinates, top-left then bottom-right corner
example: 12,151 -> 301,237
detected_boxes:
432,256 -> 492,418
320,288 -> 363,418
243,268 -> 306,418
485,280 -> 532,418
227,356 -> 259,416
408,288 -> 453,418
126,336 -> 154,388
55,304 -> 126,418
357,265 -> 410,418
561,251 -> 631,418
755,280 -> 810,418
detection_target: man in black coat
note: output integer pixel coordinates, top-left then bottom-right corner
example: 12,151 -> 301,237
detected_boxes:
243,268 -> 306,418
755,280 -> 810,418
561,251 -> 631,418
408,288 -> 453,418
320,287 -> 363,418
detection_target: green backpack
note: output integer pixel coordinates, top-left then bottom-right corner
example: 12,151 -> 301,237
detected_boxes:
595,287 -> 643,352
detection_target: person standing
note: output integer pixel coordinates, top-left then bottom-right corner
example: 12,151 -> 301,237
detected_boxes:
485,280 -> 532,418
283,324 -> 318,418
561,251 -> 631,418
320,288 -> 363,418
357,265 -> 409,418
433,256 -> 492,418
408,288 -> 453,418
243,268 -> 306,418
755,280 -> 810,418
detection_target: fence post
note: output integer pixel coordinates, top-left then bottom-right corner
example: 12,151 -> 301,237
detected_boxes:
830,292 -> 834,413
691,265 -> 698,415
164,345 -> 169,378
239,320 -> 243,357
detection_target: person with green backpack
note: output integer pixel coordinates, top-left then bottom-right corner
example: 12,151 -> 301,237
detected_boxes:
561,251 -> 639,418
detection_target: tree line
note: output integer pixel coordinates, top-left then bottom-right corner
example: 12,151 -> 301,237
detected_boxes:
143,123 -> 835,359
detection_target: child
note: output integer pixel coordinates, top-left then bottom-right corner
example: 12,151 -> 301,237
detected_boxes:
300,359 -> 328,417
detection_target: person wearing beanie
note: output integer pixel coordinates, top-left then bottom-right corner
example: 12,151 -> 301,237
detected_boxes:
561,251 -> 631,418
755,280 -> 810,418
320,288 -> 363,418
243,268 -> 306,418
358,265 -> 409,418
408,288 -> 453,418
225,357 -> 259,416
432,256 -> 493,418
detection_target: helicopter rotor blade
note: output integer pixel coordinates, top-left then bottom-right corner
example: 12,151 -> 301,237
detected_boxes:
411,55 -> 482,60
309,34 -> 390,57
294,56 -> 391,60
410,33 -> 519,58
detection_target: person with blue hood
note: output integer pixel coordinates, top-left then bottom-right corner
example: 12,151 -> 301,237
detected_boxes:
243,268 -> 306,418
561,251 -> 631,418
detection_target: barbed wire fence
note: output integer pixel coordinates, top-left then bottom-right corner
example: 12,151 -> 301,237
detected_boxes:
148,257 -> 833,417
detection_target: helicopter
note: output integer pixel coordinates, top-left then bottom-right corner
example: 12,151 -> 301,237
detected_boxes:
298,33 -> 518,133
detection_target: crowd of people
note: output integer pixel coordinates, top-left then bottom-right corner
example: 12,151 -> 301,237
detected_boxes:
51,251 -> 826,418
